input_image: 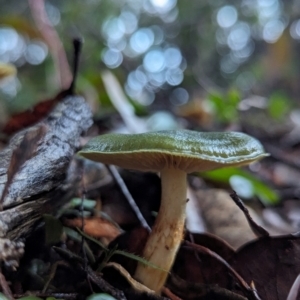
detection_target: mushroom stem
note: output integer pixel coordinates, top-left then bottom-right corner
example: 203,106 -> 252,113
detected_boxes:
134,167 -> 187,293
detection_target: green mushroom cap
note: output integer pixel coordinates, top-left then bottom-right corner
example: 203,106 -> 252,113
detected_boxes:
78,130 -> 268,173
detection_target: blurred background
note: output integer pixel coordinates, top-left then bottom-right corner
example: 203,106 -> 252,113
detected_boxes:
1,0 -> 300,123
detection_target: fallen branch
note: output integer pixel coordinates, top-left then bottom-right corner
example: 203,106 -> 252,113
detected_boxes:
0,95 -> 92,242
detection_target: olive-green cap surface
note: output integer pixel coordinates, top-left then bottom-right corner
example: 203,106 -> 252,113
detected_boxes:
78,130 -> 268,173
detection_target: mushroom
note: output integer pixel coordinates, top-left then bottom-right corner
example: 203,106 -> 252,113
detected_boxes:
78,129 -> 268,293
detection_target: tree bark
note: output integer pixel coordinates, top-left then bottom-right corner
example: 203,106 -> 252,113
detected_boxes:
0,95 -> 92,241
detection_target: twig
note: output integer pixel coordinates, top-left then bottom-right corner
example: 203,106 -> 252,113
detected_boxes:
230,191 -> 269,238
78,172 -> 94,292
86,266 -> 128,300
42,261 -> 69,293
0,268 -> 14,300
183,241 -> 262,300
79,165 -> 90,272
69,38 -> 83,94
162,287 -> 182,300
14,293 -> 77,299
53,246 -> 126,299
100,71 -> 151,231
28,0 -> 72,89
101,70 -> 147,134
168,274 -> 248,300
106,165 -> 151,231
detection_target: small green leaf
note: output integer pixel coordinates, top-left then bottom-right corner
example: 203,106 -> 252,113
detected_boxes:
86,294 -> 117,300
76,228 -> 167,272
208,92 -> 224,111
76,227 -> 108,251
69,198 -> 97,210
63,226 -> 83,242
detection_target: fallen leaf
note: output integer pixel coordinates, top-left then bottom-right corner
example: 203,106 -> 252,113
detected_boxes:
63,216 -> 121,244
175,232 -> 300,299
2,91 -> 67,135
231,233 -> 300,300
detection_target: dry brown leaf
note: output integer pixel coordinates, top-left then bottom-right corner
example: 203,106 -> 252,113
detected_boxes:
193,189 -> 257,248
63,216 -> 121,243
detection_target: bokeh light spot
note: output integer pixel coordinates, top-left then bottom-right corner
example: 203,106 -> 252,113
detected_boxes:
236,71 -> 255,91
164,47 -> 182,69
102,17 -> 125,42
25,41 -> 48,65
220,55 -> 238,74
0,76 -> 21,97
227,22 -> 251,51
166,68 -> 183,86
148,70 -> 166,86
217,5 -> 238,28
170,87 -> 189,106
290,19 -> 300,40
143,49 -> 166,73
102,48 -> 123,68
119,10 -> 138,34
263,19 -> 285,43
229,175 -> 254,199
130,28 -> 154,54
0,27 -> 19,55
150,0 -> 177,14
151,25 -> 164,45
45,2 -> 61,26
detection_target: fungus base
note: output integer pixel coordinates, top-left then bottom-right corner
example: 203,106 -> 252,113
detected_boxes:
134,168 -> 187,293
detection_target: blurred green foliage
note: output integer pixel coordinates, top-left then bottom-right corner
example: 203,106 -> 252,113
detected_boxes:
200,167 -> 279,205
0,0 -> 300,118
208,88 -> 241,123
268,91 -> 292,121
